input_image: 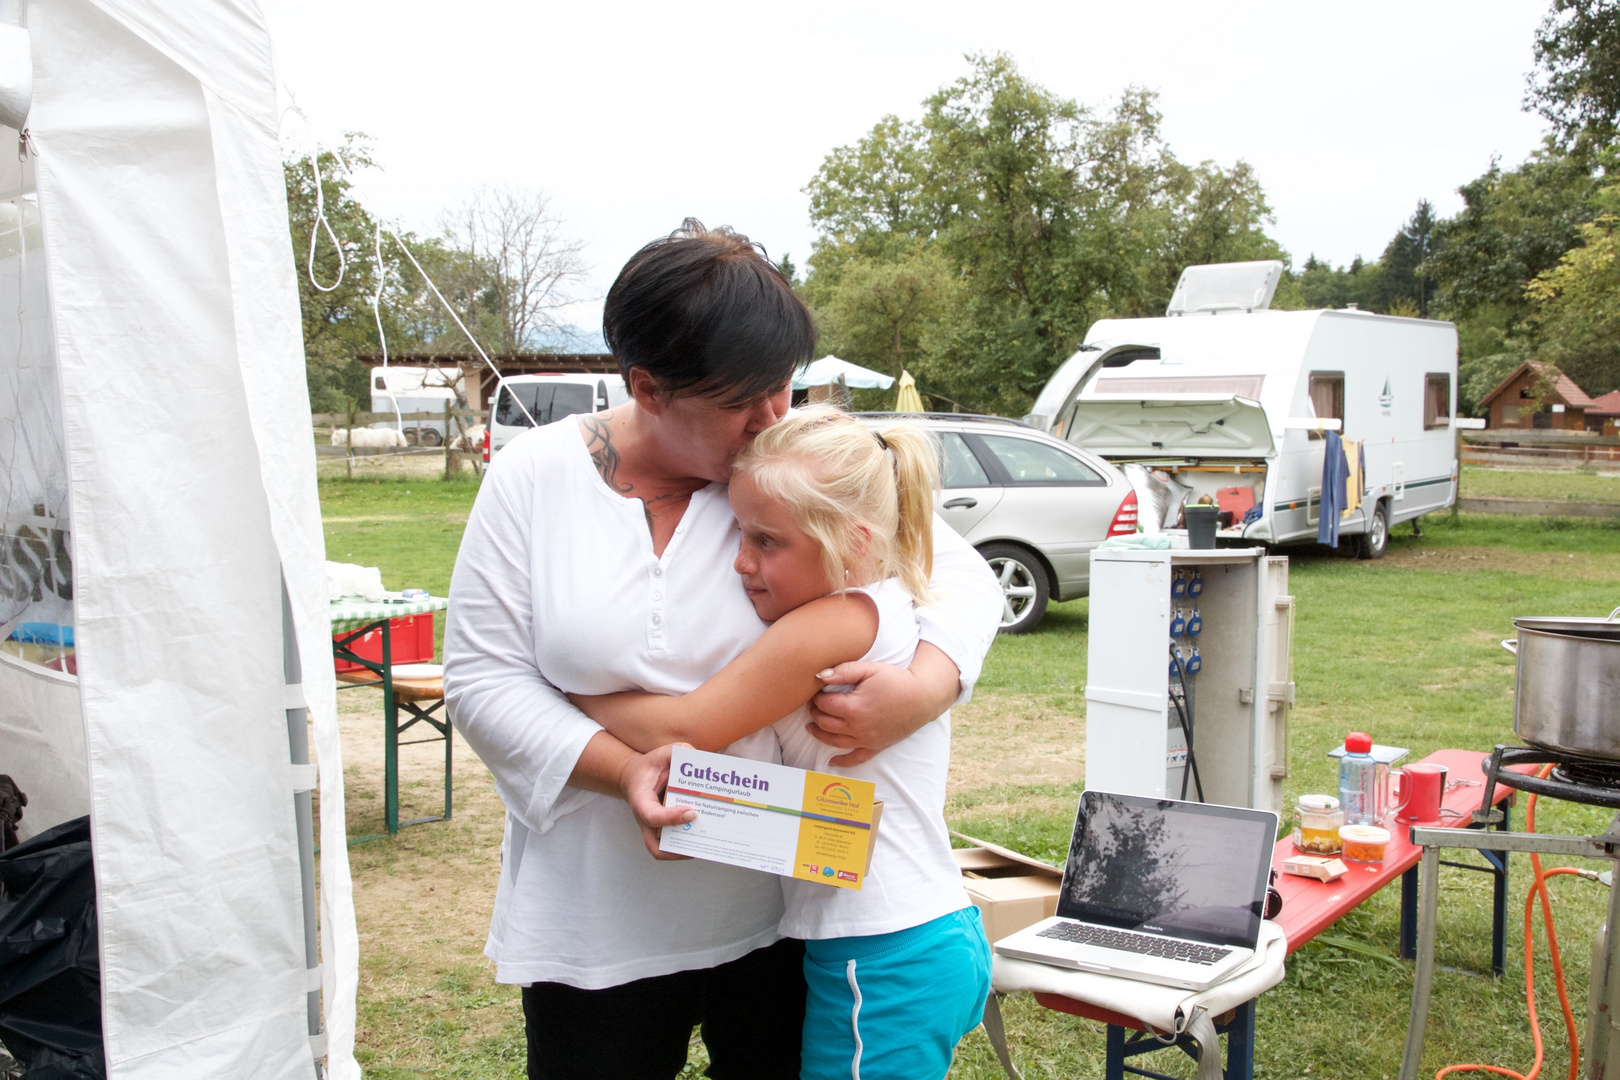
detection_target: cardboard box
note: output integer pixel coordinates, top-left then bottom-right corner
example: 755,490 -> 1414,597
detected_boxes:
951,832 -> 1063,944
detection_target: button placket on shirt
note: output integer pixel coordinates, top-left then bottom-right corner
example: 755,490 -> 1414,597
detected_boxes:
647,498 -> 695,648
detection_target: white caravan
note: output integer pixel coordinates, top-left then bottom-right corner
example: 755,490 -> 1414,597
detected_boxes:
1025,262 -> 1462,557
369,365 -> 464,445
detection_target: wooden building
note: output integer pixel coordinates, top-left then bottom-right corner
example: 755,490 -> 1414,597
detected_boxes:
1476,361 -> 1596,431
1588,389 -> 1620,436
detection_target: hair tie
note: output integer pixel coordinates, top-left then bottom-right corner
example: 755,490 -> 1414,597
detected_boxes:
873,431 -> 888,450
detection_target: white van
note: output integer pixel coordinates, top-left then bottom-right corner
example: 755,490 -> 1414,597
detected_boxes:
488,372 -> 630,457
1026,262 -> 1464,557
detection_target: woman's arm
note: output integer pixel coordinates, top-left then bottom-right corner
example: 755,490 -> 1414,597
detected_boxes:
567,591 -> 879,754
445,447 -> 615,832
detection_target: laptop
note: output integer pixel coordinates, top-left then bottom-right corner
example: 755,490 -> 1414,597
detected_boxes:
993,790 -> 1277,991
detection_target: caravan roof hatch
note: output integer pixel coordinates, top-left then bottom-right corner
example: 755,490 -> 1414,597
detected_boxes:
1166,261 -> 1283,316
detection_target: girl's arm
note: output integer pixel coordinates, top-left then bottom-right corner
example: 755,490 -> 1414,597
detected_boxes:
566,592 -> 878,753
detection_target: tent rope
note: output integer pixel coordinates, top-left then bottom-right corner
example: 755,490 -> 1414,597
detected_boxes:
370,222 -> 403,434
279,107 -> 538,430
383,228 -> 537,428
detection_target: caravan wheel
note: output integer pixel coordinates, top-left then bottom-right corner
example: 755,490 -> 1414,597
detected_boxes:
1357,503 -> 1388,560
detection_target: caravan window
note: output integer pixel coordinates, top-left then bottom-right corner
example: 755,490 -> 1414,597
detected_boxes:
1308,372 -> 1344,440
1424,374 -> 1450,429
374,375 -> 387,391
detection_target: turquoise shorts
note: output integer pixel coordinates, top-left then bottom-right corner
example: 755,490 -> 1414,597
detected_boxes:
800,906 -> 991,1080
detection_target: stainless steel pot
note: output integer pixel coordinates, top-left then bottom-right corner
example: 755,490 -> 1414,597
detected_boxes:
1503,608 -> 1620,759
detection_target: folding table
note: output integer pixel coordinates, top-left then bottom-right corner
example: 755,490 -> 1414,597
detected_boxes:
330,595 -> 451,836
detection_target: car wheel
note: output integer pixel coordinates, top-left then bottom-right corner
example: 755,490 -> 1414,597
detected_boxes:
421,429 -> 443,447
402,427 -> 420,446
979,543 -> 1050,634
1357,502 -> 1388,560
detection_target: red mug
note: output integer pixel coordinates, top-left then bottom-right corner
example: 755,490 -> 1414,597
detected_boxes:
1392,763 -> 1447,823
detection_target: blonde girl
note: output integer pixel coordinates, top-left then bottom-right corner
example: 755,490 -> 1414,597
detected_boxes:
569,406 -> 992,1080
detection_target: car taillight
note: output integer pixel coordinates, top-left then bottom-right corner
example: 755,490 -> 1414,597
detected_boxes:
1106,490 -> 1139,537
482,427 -> 491,462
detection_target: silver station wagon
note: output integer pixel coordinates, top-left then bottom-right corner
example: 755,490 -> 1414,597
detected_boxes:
854,414 -> 1139,633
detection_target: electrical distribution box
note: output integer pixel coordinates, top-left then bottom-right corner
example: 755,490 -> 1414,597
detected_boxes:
1084,548 -> 1294,815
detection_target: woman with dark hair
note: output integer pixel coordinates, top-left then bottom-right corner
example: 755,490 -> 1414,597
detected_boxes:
444,220 -> 1001,1080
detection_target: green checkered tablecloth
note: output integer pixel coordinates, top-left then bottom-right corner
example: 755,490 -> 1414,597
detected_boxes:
329,595 -> 448,631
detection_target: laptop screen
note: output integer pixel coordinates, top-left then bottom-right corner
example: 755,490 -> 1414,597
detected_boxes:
1055,791 -> 1277,950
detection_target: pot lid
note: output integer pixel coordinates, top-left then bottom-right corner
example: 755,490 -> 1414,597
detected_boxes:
1513,613 -> 1620,640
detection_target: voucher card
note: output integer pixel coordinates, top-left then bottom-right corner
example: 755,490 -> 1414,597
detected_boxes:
659,746 -> 879,890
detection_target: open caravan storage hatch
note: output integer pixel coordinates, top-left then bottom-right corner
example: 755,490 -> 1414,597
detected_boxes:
1059,395 -> 1275,460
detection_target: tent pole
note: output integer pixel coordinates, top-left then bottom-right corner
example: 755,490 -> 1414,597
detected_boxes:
282,575 -> 324,1072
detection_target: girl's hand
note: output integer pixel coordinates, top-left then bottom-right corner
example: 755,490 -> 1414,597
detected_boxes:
617,743 -> 697,860
806,643 -> 962,765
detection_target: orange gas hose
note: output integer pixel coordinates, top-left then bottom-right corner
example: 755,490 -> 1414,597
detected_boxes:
1435,769 -> 1587,1080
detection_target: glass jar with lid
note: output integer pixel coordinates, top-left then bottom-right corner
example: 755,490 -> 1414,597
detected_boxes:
1292,794 -> 1344,854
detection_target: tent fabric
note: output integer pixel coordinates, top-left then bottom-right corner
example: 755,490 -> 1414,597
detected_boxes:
19,1 -> 354,1077
0,655 -> 87,842
792,355 -> 895,390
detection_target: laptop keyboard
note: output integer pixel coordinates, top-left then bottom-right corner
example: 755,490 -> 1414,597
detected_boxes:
1035,921 -> 1232,965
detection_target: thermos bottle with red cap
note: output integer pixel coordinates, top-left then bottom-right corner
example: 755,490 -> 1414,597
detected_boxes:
1338,732 -> 1379,826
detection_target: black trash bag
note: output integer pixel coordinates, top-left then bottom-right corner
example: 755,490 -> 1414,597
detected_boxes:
0,816 -> 103,1080
0,776 -> 25,852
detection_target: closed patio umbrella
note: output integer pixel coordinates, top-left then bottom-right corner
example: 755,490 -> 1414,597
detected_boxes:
895,370 -> 924,413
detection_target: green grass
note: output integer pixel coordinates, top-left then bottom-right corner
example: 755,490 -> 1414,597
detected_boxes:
321,477 -> 1620,1080
1462,464 -> 1620,503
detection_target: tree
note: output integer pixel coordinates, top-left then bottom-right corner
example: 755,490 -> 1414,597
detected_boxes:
816,245 -> 957,381
438,185 -> 588,353
1524,181 -> 1620,395
805,114 -> 938,272
1424,144 -> 1598,323
1378,199 -> 1438,316
802,54 -> 1286,414
1528,0 -> 1620,149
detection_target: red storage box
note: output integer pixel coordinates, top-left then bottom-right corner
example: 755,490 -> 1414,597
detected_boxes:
333,613 -> 435,672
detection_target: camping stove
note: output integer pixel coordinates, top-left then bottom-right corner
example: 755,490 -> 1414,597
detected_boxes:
1399,744 -> 1620,1080
1474,744 -> 1620,815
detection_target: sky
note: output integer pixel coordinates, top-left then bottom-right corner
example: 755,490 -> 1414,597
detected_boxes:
264,0 -> 1552,339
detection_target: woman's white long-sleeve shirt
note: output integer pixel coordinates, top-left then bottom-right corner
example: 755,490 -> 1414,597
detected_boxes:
443,418 -> 1002,989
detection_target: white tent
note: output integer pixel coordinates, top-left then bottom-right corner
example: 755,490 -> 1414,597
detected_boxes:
792,354 -> 896,390
0,2 -> 356,1077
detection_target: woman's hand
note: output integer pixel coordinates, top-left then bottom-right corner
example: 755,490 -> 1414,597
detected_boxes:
805,642 -> 962,765
617,743 -> 697,860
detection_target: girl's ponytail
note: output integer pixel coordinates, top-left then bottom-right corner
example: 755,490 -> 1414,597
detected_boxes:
876,423 -> 937,603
